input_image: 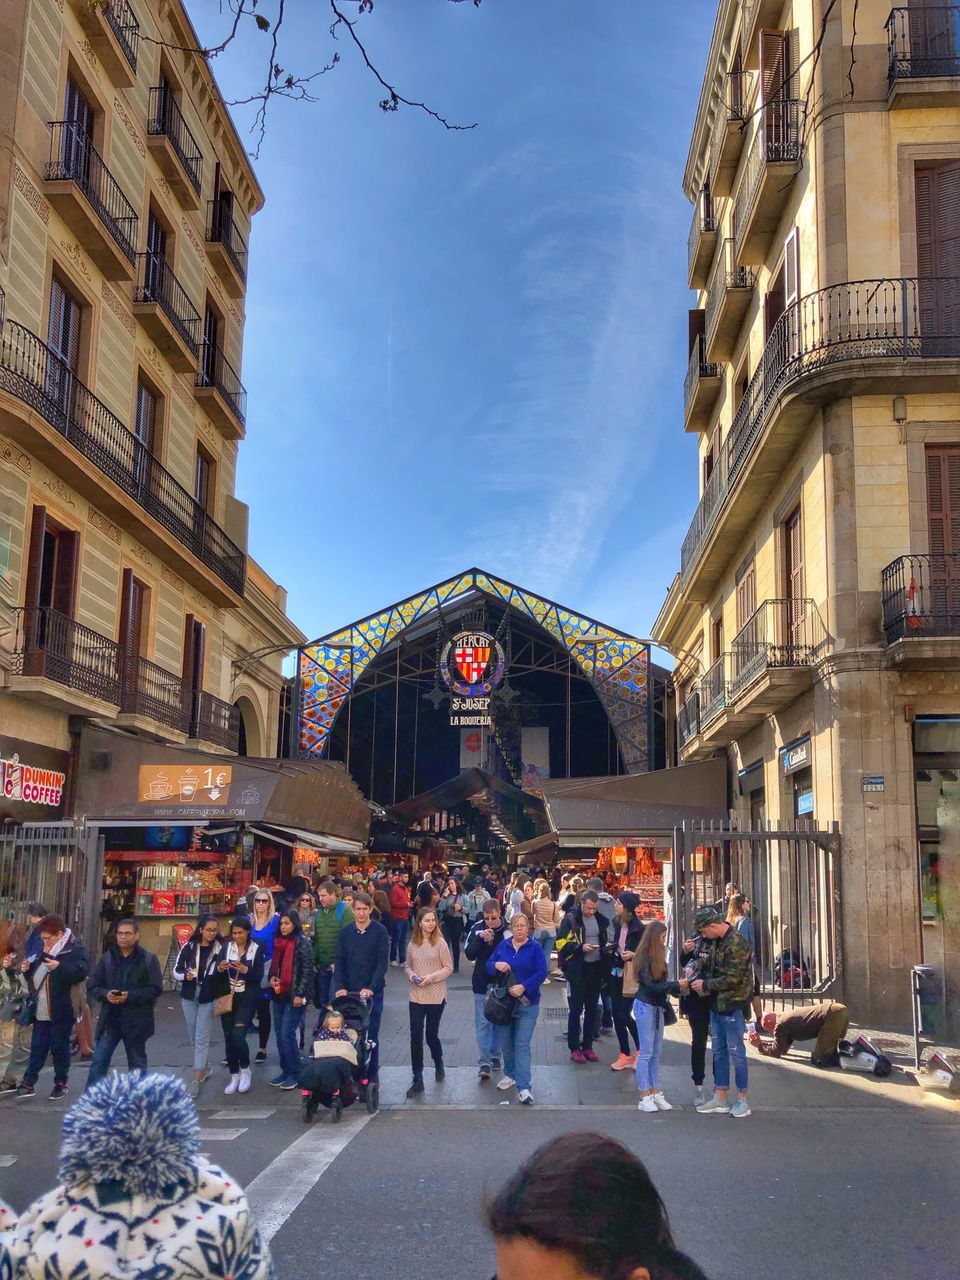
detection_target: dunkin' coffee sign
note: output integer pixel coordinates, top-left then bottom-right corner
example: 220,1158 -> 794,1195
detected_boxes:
0,753 -> 66,808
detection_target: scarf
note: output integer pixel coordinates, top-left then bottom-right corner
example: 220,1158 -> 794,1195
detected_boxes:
270,934 -> 296,999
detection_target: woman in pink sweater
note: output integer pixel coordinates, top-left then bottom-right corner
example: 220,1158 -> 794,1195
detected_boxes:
404,908 -> 453,1098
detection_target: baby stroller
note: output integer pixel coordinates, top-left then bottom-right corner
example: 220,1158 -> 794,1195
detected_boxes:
299,992 -> 380,1124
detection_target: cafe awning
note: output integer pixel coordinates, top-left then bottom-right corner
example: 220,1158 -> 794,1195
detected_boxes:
75,725 -> 371,846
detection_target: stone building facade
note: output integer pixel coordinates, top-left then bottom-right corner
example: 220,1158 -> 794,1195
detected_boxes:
0,0 -> 302,812
653,0 -> 960,1034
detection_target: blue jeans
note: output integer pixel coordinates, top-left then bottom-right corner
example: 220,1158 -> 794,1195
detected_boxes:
23,1019 -> 71,1087
633,999 -> 665,1092
536,930 -> 555,970
274,1001 -> 305,1080
474,992 -> 499,1068
391,919 -> 409,964
87,1024 -> 148,1088
710,1007 -> 748,1092
497,1002 -> 539,1092
314,966 -> 334,1022
365,988 -> 384,1081
181,998 -> 215,1073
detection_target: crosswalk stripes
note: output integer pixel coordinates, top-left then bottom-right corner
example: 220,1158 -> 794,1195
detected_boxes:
198,1128 -> 248,1141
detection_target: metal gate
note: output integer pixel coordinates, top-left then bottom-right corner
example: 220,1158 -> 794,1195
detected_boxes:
0,821 -> 91,948
672,818 -> 841,1010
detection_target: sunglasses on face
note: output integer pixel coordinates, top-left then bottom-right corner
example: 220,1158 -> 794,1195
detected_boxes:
255,897 -> 269,903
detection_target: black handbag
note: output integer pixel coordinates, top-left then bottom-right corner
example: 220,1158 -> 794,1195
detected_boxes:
484,975 -> 517,1026
663,1000 -> 677,1027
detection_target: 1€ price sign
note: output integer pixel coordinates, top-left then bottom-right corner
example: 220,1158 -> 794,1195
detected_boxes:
138,764 -> 233,805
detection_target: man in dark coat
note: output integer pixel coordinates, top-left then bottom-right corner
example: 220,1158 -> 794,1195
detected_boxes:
87,919 -> 163,1088
556,891 -> 610,1063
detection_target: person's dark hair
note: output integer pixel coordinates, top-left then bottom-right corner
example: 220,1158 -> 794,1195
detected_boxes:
36,914 -> 66,936
116,918 -> 139,932
353,892 -> 373,908
482,899 -> 500,915
27,902 -> 47,919
581,890 -> 600,905
230,916 -> 253,937
486,1133 -> 707,1280
189,914 -> 220,945
463,875 -> 476,892
279,909 -> 302,935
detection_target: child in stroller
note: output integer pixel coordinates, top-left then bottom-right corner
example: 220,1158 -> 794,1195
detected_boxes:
299,995 -> 379,1122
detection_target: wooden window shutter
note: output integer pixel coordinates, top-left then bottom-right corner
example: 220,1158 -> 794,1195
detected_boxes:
736,558 -> 756,630
52,530 -> 78,618
784,228 -> 800,308
916,169 -> 934,278
182,612 -> 196,688
760,30 -> 787,105
194,620 -> 206,695
786,506 -> 804,601
926,445 -> 960,557
135,381 -> 156,450
23,506 -> 47,612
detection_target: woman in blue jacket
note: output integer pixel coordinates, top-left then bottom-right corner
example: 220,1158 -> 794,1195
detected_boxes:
249,889 -> 279,1064
485,911 -> 547,1105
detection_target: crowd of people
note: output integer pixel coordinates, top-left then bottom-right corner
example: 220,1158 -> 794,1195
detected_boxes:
0,869 -> 853,1117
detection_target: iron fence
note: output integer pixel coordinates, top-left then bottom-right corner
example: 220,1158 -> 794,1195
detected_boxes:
680,277 -> 960,581
678,687 -> 701,747
193,690 -> 241,752
0,822 -> 91,948
13,606 -> 123,705
147,86 -> 203,194
100,0 -> 141,71
730,597 -> 827,696
0,321 -> 245,594
683,333 -> 721,416
687,187 -> 717,278
121,655 -> 190,734
46,122 -> 138,263
881,552 -> 960,642
886,6 -> 960,80
705,238 -> 756,346
699,653 -> 728,727
732,99 -> 802,247
206,202 -> 248,282
134,253 -> 201,357
672,818 -> 841,1008
197,341 -> 247,426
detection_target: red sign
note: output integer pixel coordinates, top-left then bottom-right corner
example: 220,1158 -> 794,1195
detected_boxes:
455,640 -> 491,684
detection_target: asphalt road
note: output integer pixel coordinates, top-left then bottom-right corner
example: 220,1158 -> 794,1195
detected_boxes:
2,973 -> 958,1279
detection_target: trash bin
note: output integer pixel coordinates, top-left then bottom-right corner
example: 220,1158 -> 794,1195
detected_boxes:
913,964 -> 940,1037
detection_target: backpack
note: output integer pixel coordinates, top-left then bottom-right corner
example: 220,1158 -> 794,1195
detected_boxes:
774,948 -> 811,990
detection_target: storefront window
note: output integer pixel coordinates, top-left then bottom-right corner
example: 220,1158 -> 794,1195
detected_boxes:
913,717 -> 960,922
781,737 -> 814,823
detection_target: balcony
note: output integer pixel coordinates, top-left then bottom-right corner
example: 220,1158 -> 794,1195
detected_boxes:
69,0 -> 139,87
146,87 -> 203,208
688,189 -> 718,289
678,686 -> 701,748
741,0 -> 786,69
44,122 -> 138,280
189,690 -> 241,753
206,203 -> 248,297
679,278 -> 960,601
118,655 -> 190,738
195,342 -> 247,438
11,607 -> 123,716
732,101 -> 802,266
708,70 -> 750,198
705,239 -> 757,363
0,321 -> 245,603
730,598 -> 826,711
684,334 -> 722,433
882,554 -> 960,667
886,7 -> 960,106
133,253 -> 201,370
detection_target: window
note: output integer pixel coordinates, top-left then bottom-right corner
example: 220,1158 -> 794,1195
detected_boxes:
24,506 -> 78,618
711,614 -> 723,663
915,163 -> 960,344
783,504 -> 804,602
143,209 -> 168,298
62,76 -> 94,177
134,380 -> 157,453
924,446 -> 960,621
47,275 -> 81,371
201,302 -> 220,384
194,445 -> 214,513
119,568 -> 149,700
182,612 -> 206,728
736,557 -> 757,631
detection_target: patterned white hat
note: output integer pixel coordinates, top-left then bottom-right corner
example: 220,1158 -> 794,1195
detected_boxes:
0,1072 -> 273,1279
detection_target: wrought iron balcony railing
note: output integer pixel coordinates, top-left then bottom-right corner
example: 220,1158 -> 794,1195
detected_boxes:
678,686 -> 701,747
197,341 -> 247,426
191,690 -> 241,752
13,606 -> 123,706
100,0 -> 141,71
730,598 -> 826,696
0,322 -> 245,594
882,554 -> 960,642
147,87 -> 203,194
206,202 -> 248,282
732,100 -> 803,247
121,655 -> 190,734
134,253 -> 201,357
680,277 -> 960,582
705,238 -> 757,345
708,68 -> 749,161
886,6 -> 960,81
687,188 -> 717,279
699,654 -> 728,728
684,334 -> 721,415
46,122 -> 138,263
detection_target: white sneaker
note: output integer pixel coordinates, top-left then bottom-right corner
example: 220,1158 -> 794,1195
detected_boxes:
541,977 -> 550,984
652,1092 -> 673,1111
637,1095 -> 658,1112
237,1068 -> 252,1094
224,1074 -> 240,1095
696,1094 -> 732,1114
518,1089 -> 534,1104
694,1087 -> 707,1107
497,1076 -> 516,1091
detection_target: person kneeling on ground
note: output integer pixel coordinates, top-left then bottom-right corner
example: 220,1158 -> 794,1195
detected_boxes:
748,1000 -> 850,1067
486,1131 -> 709,1280
0,1071 -> 273,1280
299,1009 -> 359,1118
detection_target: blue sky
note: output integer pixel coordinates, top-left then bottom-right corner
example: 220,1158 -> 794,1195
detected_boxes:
194,1 -> 715,649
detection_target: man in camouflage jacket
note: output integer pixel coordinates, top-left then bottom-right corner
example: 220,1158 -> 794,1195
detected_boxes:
690,906 -> 754,1118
